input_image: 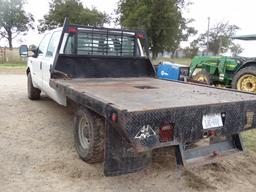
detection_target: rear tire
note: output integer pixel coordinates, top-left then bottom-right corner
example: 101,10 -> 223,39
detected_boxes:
74,106 -> 105,163
193,70 -> 212,85
27,72 -> 41,100
232,66 -> 256,93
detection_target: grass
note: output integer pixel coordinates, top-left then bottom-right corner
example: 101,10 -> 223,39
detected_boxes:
242,129 -> 256,152
152,57 -> 192,66
0,63 -> 26,68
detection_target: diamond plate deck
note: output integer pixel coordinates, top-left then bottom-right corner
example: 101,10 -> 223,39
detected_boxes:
50,77 -> 256,112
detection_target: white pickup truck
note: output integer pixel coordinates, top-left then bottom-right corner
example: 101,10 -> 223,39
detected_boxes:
19,20 -> 256,176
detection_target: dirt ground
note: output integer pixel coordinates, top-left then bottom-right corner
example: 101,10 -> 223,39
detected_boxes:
1,72 -> 256,192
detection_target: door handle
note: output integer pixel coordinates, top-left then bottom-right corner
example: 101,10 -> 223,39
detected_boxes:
40,61 -> 42,70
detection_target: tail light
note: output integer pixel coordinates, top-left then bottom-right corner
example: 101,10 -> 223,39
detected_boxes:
159,122 -> 174,142
135,34 -> 145,39
208,129 -> 217,137
67,27 -> 77,33
111,112 -> 118,122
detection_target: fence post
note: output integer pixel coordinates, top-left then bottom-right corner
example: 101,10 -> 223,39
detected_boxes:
0,47 -> 4,64
4,47 -> 6,63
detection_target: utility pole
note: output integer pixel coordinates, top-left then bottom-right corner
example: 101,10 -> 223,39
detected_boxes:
218,36 -> 222,55
206,17 -> 210,56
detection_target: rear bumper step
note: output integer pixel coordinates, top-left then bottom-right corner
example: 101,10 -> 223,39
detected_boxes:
104,122 -> 245,176
175,134 -> 244,167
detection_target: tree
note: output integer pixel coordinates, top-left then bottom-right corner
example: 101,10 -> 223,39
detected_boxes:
38,0 -> 109,32
0,0 -> 34,49
230,43 -> 243,56
183,39 -> 199,58
117,0 -> 195,59
196,22 -> 239,55
169,18 -> 197,57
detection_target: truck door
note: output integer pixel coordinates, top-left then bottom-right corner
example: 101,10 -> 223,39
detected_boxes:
42,30 -> 66,105
42,31 -> 61,89
31,33 -> 52,89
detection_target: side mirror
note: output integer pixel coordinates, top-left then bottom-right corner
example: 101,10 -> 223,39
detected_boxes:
29,44 -> 38,57
19,45 -> 28,57
29,44 -> 38,53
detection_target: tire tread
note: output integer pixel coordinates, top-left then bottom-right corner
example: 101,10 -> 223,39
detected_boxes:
74,107 -> 105,164
27,72 -> 41,100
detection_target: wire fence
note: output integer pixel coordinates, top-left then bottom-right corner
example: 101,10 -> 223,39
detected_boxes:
0,47 -> 26,64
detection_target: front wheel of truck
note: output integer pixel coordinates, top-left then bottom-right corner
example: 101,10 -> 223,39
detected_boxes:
74,106 -> 105,163
27,72 -> 41,100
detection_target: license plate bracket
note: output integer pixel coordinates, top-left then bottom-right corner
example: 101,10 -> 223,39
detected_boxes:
202,113 -> 223,129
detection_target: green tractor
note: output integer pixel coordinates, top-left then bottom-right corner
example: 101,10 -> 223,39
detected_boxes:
190,56 -> 256,93
190,34 -> 256,93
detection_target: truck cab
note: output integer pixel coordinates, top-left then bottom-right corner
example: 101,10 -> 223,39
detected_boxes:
22,28 -> 65,104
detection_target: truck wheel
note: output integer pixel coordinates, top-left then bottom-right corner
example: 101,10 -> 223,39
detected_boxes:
74,106 -> 105,163
193,70 -> 212,85
27,72 -> 41,100
232,66 -> 256,93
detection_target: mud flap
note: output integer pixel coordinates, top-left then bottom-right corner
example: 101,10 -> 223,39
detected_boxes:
104,123 -> 151,176
175,134 -> 244,167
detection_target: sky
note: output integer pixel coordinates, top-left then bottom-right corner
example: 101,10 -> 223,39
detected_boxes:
184,0 -> 256,57
2,0 -> 256,57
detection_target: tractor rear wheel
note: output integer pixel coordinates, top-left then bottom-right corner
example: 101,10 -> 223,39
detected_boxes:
232,66 -> 256,93
193,70 -> 212,85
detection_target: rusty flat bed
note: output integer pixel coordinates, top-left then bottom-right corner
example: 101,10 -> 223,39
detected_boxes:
50,77 -> 256,112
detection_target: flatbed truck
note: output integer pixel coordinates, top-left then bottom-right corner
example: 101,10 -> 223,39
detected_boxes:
19,20 -> 256,176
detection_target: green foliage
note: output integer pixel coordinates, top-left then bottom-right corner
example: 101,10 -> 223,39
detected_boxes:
242,129 -> 256,152
196,22 -> 239,55
230,43 -> 243,56
0,63 -> 26,68
0,0 -> 34,49
152,57 -> 191,66
38,0 -> 109,32
184,46 -> 198,58
117,0 -> 196,59
183,39 -> 200,58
